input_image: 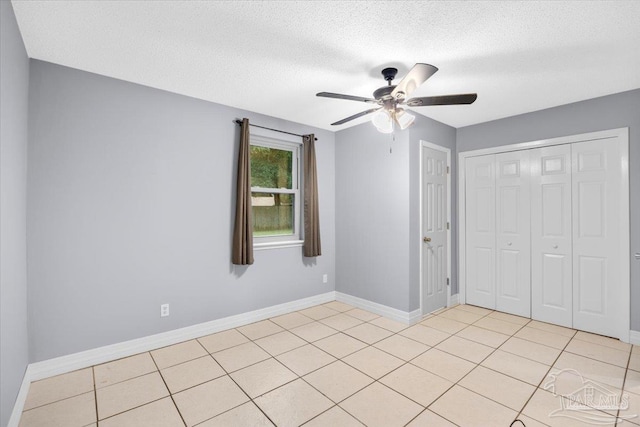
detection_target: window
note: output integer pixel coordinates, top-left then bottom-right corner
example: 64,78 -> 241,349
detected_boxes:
250,134 -> 302,247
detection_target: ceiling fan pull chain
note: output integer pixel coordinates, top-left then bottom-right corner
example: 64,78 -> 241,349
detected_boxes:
390,131 -> 395,154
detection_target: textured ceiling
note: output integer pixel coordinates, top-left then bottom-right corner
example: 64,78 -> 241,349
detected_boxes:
11,1 -> 640,130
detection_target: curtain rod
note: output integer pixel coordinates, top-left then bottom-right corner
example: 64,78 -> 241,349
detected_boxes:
234,119 -> 317,141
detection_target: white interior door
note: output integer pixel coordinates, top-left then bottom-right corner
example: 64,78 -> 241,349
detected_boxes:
495,150 -> 531,317
422,145 -> 448,314
465,154 -> 496,309
572,139 -> 625,338
531,145 -> 573,327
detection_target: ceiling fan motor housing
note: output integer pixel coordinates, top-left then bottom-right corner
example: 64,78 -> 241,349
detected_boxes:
373,85 -> 396,101
381,67 -> 398,82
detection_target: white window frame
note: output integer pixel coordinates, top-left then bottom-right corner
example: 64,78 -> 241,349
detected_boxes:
250,133 -> 303,250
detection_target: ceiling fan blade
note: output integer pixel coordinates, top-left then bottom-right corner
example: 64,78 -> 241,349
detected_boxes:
390,63 -> 438,100
406,93 -> 478,107
316,92 -> 377,104
331,108 -> 381,126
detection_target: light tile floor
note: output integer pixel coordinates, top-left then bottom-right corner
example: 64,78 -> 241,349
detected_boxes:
18,302 -> 640,426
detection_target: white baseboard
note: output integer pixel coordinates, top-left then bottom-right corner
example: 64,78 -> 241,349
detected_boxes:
408,309 -> 422,324
335,291 -> 419,325
449,293 -> 460,307
9,290 -> 426,424
29,290 -> 336,381
7,365 -> 32,427
630,330 -> 640,346
8,291 -> 336,426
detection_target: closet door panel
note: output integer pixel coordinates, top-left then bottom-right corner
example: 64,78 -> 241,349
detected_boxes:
495,151 -> 531,317
531,145 -> 572,327
542,254 -> 567,306
465,155 -> 496,309
572,140 -> 624,338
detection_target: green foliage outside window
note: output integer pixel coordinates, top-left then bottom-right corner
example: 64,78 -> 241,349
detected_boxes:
250,146 -> 292,189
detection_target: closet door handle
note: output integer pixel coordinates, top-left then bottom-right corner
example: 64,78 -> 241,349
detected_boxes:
507,242 -> 512,246
553,245 -> 558,249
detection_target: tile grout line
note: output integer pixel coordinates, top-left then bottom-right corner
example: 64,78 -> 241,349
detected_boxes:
496,325 -> 624,364
229,342 -> 355,426
616,345 -> 635,423
189,364 -> 275,425
401,306 -> 582,426
96,394 -> 171,424
402,303 -> 466,424
400,307 -> 501,427
296,304 -> 470,425
416,311 -> 530,424
295,299 -> 382,425
204,326 -> 336,427
420,310 -> 576,427
512,327 -> 578,425
297,405 -> 341,426
19,390 -> 95,415
147,350 -> 188,427
91,366 -> 98,425
92,353 -> 178,393
547,337 -> 632,401
346,306 -> 498,426
479,324 -> 630,424
195,336 -> 280,427
82,354 -> 171,425
19,369 -> 97,415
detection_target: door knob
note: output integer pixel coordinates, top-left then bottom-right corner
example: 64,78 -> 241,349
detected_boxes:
507,242 -> 512,246
553,245 -> 558,249
423,237 -> 431,243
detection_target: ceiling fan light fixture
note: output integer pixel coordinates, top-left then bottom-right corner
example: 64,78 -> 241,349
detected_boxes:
395,109 -> 415,130
372,110 -> 394,133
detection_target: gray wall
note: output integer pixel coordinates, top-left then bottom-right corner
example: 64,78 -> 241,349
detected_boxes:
335,114 -> 455,312
0,2 -> 30,425
335,125 -> 411,311
27,60 -> 336,362
457,89 -> 640,330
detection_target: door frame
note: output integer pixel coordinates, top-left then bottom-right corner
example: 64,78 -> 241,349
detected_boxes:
458,127 -> 630,340
420,140 -> 452,316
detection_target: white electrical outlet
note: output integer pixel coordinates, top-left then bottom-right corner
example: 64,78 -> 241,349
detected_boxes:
160,304 -> 170,317
322,274 -> 328,283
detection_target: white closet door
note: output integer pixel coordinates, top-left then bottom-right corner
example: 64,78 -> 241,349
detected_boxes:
572,139 -> 625,338
465,154 -> 496,309
531,145 -> 573,327
495,151 -> 531,317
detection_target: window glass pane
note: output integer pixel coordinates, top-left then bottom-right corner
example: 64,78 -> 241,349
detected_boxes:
251,192 -> 294,236
250,145 -> 293,189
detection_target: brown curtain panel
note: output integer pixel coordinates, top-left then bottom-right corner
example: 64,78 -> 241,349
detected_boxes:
303,134 -> 321,257
232,118 -> 254,265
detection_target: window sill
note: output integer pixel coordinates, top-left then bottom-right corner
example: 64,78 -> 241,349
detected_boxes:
254,240 -> 304,251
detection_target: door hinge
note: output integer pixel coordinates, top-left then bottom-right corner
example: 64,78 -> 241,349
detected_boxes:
447,222 -> 450,230
447,278 -> 450,286
446,166 -> 450,174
